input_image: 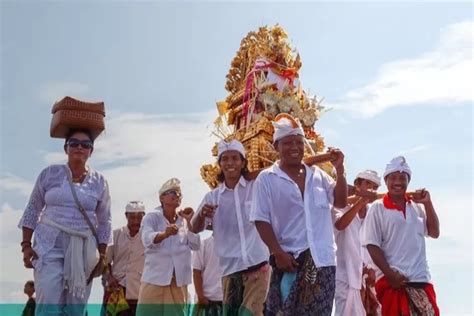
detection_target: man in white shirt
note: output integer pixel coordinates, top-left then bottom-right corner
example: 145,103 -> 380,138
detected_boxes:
333,170 -> 380,316
251,114 -> 347,316
105,201 -> 146,316
137,178 -> 200,316
191,140 -> 270,316
361,156 -> 440,315
192,227 -> 223,316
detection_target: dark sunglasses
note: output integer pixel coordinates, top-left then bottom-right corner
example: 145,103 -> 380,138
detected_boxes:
162,190 -> 182,198
67,139 -> 93,149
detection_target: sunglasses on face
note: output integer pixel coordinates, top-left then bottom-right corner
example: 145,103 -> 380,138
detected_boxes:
67,139 -> 93,149
162,190 -> 182,198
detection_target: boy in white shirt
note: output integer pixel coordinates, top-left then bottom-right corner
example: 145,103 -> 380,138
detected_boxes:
333,170 -> 380,316
192,226 -> 223,316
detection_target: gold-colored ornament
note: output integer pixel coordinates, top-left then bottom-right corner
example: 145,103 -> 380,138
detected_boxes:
201,25 -> 334,188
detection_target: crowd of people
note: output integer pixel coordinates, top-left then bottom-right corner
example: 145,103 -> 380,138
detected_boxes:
19,116 -> 440,316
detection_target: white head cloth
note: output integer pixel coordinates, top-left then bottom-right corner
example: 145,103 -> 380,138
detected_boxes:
355,170 -> 381,186
217,139 -> 246,159
272,116 -> 305,143
159,178 -> 181,195
383,156 -> 412,179
125,201 -> 146,213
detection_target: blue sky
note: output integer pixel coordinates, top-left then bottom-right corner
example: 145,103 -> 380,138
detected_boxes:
1,1 -> 472,315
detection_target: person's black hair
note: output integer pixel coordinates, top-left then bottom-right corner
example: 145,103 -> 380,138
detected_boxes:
216,153 -> 249,183
353,178 -> 363,187
25,280 -> 34,288
64,128 -> 94,145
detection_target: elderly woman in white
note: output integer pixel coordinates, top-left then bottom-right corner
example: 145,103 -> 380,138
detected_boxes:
19,129 -> 112,316
137,178 -> 200,316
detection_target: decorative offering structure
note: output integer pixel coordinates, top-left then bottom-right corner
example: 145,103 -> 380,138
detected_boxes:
201,25 -> 333,188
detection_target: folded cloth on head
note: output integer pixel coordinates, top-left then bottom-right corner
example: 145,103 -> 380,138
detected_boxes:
383,156 -> 412,179
356,170 -> 381,186
125,201 -> 145,213
217,139 -> 246,159
272,113 -> 304,143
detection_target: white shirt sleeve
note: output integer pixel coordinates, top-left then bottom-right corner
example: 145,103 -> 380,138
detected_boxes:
192,239 -> 204,270
196,192 -> 214,227
361,203 -> 383,248
250,173 -> 272,224
331,206 -> 347,225
185,220 -> 201,251
320,168 -> 336,205
413,202 -> 428,236
141,213 -> 162,249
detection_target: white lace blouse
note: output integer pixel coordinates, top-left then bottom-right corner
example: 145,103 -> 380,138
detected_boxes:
18,164 -> 112,268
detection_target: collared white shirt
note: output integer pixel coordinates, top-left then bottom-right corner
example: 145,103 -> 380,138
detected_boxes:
251,162 -> 336,267
332,206 -> 368,290
361,200 -> 430,282
141,206 -> 200,286
197,176 -> 269,276
192,234 -> 223,301
107,226 -> 145,299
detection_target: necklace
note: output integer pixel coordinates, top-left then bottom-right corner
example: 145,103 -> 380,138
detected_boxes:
72,171 -> 88,182
297,167 -> 305,177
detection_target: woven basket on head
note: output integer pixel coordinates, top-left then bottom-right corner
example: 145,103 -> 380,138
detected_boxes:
50,96 -> 106,139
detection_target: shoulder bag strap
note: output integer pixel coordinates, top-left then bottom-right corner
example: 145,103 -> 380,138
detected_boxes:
65,165 -> 100,246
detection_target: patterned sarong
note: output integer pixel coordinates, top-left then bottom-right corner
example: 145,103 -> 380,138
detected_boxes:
375,276 -> 440,316
265,249 -> 335,316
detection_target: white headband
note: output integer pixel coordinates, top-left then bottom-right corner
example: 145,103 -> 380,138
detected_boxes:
217,140 -> 246,159
125,201 -> 146,213
355,170 -> 381,186
272,117 -> 304,143
383,156 -> 412,179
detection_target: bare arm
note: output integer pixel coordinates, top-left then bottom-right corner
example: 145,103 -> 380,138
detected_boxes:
153,229 -> 175,244
193,269 -> 209,305
423,201 -> 440,238
21,227 -> 37,269
412,190 -> 439,238
191,204 -> 216,234
255,221 -> 298,272
333,167 -> 348,209
334,197 -> 368,231
328,148 -> 347,209
191,211 -> 206,234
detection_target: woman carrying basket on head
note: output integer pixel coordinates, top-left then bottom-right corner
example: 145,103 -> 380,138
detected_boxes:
19,97 -> 112,316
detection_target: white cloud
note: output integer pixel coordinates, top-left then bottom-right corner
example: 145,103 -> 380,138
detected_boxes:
332,21 -> 473,117
37,81 -> 90,105
398,144 -> 432,155
0,173 -> 33,197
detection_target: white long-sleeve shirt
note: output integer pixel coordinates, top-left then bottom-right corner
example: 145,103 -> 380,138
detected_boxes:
196,177 -> 269,276
141,206 -> 200,286
18,164 -> 111,269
